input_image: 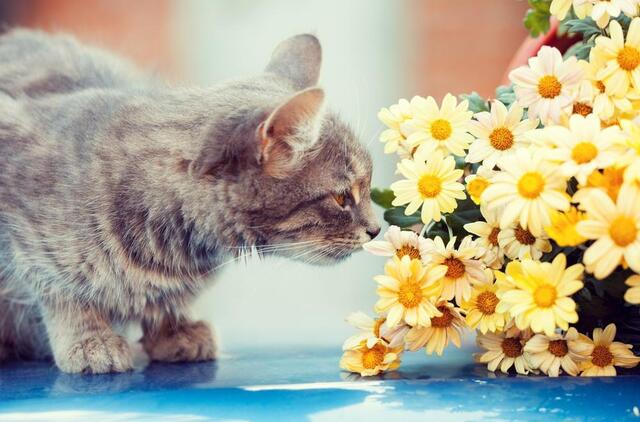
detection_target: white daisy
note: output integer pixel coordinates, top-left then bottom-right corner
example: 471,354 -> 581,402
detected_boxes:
363,225 -> 433,264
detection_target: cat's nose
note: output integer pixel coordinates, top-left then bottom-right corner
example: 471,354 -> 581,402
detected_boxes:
366,225 -> 381,239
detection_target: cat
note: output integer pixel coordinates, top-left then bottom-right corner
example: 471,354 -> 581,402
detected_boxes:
0,29 -> 380,373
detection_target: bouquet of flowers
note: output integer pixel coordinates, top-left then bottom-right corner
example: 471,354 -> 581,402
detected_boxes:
340,0 -> 640,378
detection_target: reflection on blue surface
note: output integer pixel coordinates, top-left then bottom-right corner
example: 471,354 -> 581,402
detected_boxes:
0,347 -> 639,421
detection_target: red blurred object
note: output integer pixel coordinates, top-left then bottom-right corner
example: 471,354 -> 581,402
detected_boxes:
501,18 -> 580,84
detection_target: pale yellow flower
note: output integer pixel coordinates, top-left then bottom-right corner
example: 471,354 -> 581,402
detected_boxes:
524,328 -> 591,377
464,206 -> 505,269
575,323 -> 640,376
589,0 -> 639,28
466,100 -> 539,169
460,270 -> 509,334
573,165 -> 626,204
576,185 -> 640,278
378,98 -> 413,154
496,254 -> 584,336
545,207 -> 588,247
405,301 -> 465,356
625,274 -> 640,304
342,312 -> 409,350
374,255 -> 445,327
475,326 -> 534,375
619,119 -> 640,184
509,46 -> 583,124
483,148 -> 570,236
581,56 -> 639,120
544,114 -> 623,185
498,223 -> 552,261
592,18 -> 640,97
550,0 -> 592,20
402,94 -> 474,157
363,225 -> 433,264
391,149 -> 466,224
465,165 -> 495,205
340,339 -> 402,376
426,236 -> 487,304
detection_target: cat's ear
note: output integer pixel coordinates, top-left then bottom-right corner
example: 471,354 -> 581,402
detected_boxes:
257,87 -> 325,178
265,34 -> 322,90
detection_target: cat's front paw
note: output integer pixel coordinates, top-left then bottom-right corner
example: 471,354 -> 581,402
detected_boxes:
55,330 -> 133,374
142,320 -> 216,363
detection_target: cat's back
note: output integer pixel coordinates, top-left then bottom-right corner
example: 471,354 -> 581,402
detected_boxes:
0,29 -> 149,99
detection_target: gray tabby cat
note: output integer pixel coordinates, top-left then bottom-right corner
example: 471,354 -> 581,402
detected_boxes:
0,30 -> 380,373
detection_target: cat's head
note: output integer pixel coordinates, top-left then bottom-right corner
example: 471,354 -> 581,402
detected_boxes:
190,34 -> 380,264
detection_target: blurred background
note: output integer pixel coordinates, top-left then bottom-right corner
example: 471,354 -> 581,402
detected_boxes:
0,0 -> 530,350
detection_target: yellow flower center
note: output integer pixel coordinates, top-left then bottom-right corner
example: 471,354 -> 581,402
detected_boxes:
430,119 -> 452,141
609,216 -> 637,247
373,317 -> 386,338
431,306 -> 454,328
591,345 -> 614,367
444,257 -> 466,279
398,281 -> 423,308
418,174 -> 442,198
396,245 -> 421,260
361,344 -> 386,369
538,75 -> 562,98
488,227 -> 500,246
571,142 -> 598,164
501,337 -> 523,358
514,225 -> 536,245
489,127 -> 515,151
533,284 -> 557,308
476,291 -> 499,315
548,339 -> 569,357
617,45 -> 640,71
467,177 -> 489,201
572,102 -> 593,116
517,172 -> 545,199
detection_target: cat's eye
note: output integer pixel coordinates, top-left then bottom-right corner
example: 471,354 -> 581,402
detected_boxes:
332,191 -> 348,208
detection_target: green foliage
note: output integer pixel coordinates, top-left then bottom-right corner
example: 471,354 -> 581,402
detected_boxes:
563,39 -> 595,60
383,207 -> 421,228
563,17 -> 602,39
460,91 -> 489,113
495,85 -> 516,108
524,0 -> 552,37
370,188 -> 395,209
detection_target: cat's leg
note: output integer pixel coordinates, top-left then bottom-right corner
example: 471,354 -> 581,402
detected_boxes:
141,311 -> 216,363
42,300 -> 133,373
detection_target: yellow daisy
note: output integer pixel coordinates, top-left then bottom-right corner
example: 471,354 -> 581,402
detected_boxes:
363,225 -> 433,263
592,18 -> 640,97
426,236 -> 488,304
524,328 -> 591,377
482,148 -> 570,236
544,114 -> 623,185
464,206 -> 505,269
496,254 -> 584,336
374,255 -> 446,327
589,0 -> 639,28
402,93 -> 474,157
573,165 -> 626,204
465,165 -> 495,205
582,56 -> 639,120
466,100 -> 539,169
576,185 -> 640,278
509,46 -> 583,124
378,98 -> 413,154
340,339 -> 402,376
575,323 -> 640,376
461,270 -> 509,334
390,149 -> 466,224
550,0 -> 592,20
475,326 -> 535,375
625,274 -> 640,304
545,207 -> 588,247
620,119 -> 640,184
342,312 -> 410,350
405,301 -> 465,356
498,223 -> 552,261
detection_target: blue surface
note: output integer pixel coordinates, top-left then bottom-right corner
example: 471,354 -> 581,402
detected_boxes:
0,346 -> 639,421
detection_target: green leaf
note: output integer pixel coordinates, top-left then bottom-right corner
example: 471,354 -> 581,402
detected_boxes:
564,39 -> 595,60
563,17 -> 602,39
460,91 -> 489,113
495,85 -> 516,108
370,188 -> 395,209
383,207 -> 421,228
524,1 -> 552,37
